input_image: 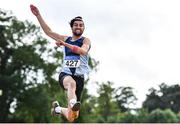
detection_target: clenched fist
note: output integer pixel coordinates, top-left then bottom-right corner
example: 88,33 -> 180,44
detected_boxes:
56,40 -> 66,47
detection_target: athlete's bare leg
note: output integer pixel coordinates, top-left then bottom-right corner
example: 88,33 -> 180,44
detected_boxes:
63,76 -> 77,101
60,76 -> 79,122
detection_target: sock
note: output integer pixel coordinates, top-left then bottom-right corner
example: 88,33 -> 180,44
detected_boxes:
55,106 -> 62,114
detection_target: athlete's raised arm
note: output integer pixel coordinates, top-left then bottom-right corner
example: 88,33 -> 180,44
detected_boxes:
30,4 -> 67,41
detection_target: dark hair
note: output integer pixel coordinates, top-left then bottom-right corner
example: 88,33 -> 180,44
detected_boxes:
69,16 -> 83,27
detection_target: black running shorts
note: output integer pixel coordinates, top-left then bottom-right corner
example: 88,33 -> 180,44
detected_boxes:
59,72 -> 84,101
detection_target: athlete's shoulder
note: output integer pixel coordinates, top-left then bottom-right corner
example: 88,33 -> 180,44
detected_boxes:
64,36 -> 71,42
82,37 -> 91,52
83,37 -> 91,43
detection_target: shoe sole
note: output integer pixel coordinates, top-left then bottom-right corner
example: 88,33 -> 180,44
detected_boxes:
52,101 -> 59,108
71,102 -> 81,111
51,101 -> 60,116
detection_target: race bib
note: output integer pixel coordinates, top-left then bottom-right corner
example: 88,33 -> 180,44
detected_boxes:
64,56 -> 81,68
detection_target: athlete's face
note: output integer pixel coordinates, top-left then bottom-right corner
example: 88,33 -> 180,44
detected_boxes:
72,21 -> 84,37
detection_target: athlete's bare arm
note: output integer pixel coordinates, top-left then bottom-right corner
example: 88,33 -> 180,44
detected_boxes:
30,4 -> 67,41
56,38 -> 91,56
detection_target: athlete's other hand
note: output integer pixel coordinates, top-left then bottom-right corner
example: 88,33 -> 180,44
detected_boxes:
30,4 -> 40,16
55,40 -> 65,47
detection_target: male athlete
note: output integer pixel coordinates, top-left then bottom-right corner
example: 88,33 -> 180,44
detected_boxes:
30,4 -> 91,122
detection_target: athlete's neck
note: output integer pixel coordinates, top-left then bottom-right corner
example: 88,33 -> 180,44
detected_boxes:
72,35 -> 82,41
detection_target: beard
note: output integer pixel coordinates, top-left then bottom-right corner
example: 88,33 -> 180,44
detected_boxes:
73,29 -> 84,36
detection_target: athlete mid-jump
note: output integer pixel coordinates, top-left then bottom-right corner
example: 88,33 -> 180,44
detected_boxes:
30,4 -> 91,122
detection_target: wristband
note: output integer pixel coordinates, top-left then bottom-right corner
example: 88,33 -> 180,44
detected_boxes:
72,46 -> 79,53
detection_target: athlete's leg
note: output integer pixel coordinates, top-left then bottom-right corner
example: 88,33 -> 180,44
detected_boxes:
60,76 -> 78,121
56,73 -> 81,121
63,76 -> 77,102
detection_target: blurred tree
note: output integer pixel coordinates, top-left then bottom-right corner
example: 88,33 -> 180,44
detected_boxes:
176,112 -> 180,122
148,109 -> 177,123
114,86 -> 137,112
0,8 -> 63,122
118,111 -> 136,123
118,108 -> 149,122
142,87 -> 162,112
143,83 -> 180,113
94,81 -> 119,122
82,81 -> 138,123
119,108 -> 179,123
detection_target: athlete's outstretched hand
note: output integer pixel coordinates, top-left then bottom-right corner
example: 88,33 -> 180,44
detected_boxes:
30,4 -> 40,16
56,40 -> 65,47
